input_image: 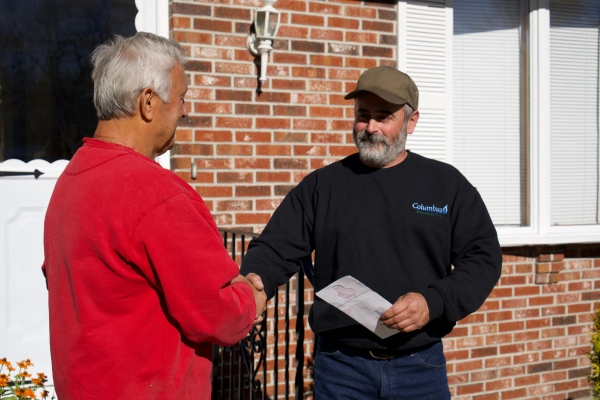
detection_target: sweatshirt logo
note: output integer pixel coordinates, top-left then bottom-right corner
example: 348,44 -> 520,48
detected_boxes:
413,203 -> 448,217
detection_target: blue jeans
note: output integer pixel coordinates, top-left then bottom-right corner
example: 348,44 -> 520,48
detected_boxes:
313,338 -> 451,400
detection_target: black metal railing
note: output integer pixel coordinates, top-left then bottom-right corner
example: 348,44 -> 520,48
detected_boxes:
212,228 -> 308,400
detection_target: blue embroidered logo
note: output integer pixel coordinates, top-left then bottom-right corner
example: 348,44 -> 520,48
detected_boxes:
412,203 -> 448,217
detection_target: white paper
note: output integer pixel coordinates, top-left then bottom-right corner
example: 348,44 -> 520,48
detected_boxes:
316,275 -> 399,339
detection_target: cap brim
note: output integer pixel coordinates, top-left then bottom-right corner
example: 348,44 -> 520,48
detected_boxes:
344,89 -> 408,105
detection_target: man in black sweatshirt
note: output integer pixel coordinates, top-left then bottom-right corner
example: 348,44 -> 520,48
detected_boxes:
240,66 -> 502,399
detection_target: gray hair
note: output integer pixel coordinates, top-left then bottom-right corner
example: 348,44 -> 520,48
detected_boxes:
91,32 -> 187,120
403,104 -> 414,125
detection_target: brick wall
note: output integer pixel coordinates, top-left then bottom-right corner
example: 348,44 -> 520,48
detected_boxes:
169,0 -> 396,227
227,245 -> 599,399
169,0 -> 597,398
444,245 -> 598,399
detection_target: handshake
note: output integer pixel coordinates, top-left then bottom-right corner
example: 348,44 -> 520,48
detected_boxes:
232,273 -> 267,327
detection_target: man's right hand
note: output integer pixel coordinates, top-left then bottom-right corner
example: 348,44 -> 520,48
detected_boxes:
232,274 -> 266,326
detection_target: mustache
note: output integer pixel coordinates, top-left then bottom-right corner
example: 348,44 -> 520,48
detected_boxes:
355,130 -> 390,146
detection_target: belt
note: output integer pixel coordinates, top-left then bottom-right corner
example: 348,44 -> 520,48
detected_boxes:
319,338 -> 435,360
368,348 -> 416,360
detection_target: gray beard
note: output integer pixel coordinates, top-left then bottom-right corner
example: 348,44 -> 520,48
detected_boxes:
353,124 -> 407,168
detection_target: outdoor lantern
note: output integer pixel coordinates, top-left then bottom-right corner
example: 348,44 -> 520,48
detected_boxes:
247,0 -> 280,82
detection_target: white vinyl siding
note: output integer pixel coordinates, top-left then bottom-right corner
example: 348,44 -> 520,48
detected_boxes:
549,0 -> 600,225
452,0 -> 523,226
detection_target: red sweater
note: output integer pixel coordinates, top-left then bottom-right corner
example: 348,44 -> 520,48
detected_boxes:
43,138 -> 255,399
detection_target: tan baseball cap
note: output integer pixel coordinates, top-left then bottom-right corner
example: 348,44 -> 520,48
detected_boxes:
344,66 -> 419,110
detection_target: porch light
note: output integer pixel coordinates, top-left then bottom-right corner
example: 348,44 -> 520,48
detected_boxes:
247,0 -> 280,82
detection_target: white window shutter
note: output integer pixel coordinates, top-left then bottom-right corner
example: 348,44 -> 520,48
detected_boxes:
400,0 -> 449,163
549,0 -> 599,225
452,0 -> 523,226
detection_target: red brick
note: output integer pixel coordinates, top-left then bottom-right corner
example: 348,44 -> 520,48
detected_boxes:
216,144 -> 252,156
529,296 -> 554,306
256,145 -> 292,156
328,17 -> 359,29
256,118 -> 291,129
454,360 -> 483,373
293,93 -> 327,104
193,18 -> 232,32
311,29 -> 343,41
275,132 -> 308,142
362,20 -> 394,33
514,286 -> 540,296
515,374 -> 540,387
172,16 -> 191,29
311,133 -> 344,143
488,287 -> 513,298
329,146 -> 356,157
235,213 -> 272,224
292,67 -> 326,78
328,43 -> 360,55
236,186 -> 271,197
277,25 -> 309,39
485,378 -> 512,391
214,6 -> 251,19
193,46 -> 232,60
293,120 -> 327,130
291,14 -> 324,26
526,318 -> 550,329
256,198 -> 283,211
345,57 -> 378,69
195,130 -> 233,142
235,158 -> 271,169
195,186 -> 233,197
457,383 -> 484,395
195,158 -> 232,169
444,349 -> 469,361
500,343 -> 525,354
235,103 -> 270,115
273,105 -> 307,117
216,200 -> 252,211
216,62 -> 253,75
256,92 -> 291,103
500,388 -> 527,399
217,172 -> 253,183
173,31 -> 212,44
256,172 -> 291,182
309,55 -> 344,67
294,145 -> 327,156
344,6 -> 377,18
235,131 -> 271,142
541,305 -> 566,315
309,2 -> 341,14
271,79 -> 307,91
194,102 -> 232,114
216,117 -> 253,129
274,158 -> 308,169
498,321 -> 524,332
487,311 -> 513,322
485,333 -> 512,345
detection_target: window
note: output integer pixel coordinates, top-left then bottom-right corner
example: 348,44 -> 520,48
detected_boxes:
0,0 -> 137,163
398,0 -> 600,245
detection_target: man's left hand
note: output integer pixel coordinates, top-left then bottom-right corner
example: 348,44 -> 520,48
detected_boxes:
379,292 -> 429,332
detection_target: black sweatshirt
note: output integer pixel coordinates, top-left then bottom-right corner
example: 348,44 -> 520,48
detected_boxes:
240,151 -> 502,351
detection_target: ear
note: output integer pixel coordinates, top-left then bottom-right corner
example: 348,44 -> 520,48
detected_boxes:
406,109 -> 420,135
139,88 -> 155,122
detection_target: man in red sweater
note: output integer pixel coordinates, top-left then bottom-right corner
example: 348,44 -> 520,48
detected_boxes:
42,32 -> 265,399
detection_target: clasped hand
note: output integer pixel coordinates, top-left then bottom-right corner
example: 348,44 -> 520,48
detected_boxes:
232,274 -> 267,326
379,292 -> 430,332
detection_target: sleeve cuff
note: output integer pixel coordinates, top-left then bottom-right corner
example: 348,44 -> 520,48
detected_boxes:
423,286 -> 445,321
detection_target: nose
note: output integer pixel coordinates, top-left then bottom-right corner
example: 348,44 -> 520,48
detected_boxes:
182,103 -> 189,118
366,118 -> 379,134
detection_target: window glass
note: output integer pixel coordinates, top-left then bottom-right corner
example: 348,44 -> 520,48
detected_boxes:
549,0 -> 600,225
452,0 -> 526,226
0,0 -> 136,162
